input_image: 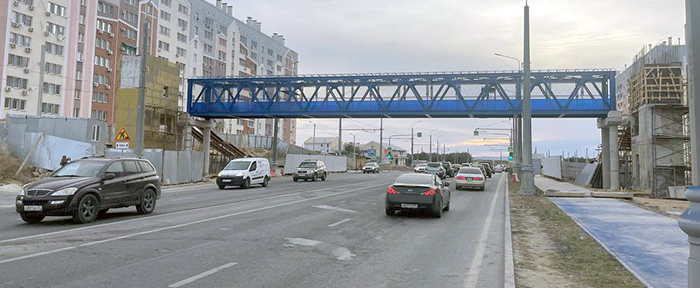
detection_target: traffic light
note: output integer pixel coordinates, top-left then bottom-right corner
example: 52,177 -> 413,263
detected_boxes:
387,147 -> 392,159
508,151 -> 514,160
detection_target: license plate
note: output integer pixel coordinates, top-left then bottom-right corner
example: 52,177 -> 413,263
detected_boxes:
401,203 -> 418,209
467,177 -> 473,182
24,205 -> 42,212
222,179 -> 232,182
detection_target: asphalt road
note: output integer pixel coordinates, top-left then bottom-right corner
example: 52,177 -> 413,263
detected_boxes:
0,172 -> 508,288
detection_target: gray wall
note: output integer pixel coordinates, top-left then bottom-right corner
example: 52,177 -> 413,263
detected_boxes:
105,149 -> 204,185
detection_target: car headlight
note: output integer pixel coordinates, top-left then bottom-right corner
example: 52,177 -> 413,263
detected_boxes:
236,172 -> 244,177
51,187 -> 78,196
218,171 -> 223,177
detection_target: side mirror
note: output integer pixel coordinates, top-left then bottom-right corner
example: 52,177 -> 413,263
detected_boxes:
103,173 -> 116,180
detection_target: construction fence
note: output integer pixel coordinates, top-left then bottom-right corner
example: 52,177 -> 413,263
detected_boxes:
105,149 -> 203,185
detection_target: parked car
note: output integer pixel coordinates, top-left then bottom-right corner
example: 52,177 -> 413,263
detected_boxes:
16,157 -> 161,224
363,162 -> 380,174
441,162 -> 454,177
385,173 -> 451,218
293,160 -> 328,181
479,163 -> 493,178
413,163 -> 428,173
426,162 -> 446,179
217,158 -> 271,189
454,167 -> 486,191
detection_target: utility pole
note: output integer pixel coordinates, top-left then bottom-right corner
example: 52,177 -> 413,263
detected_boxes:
520,3 -> 536,195
411,127 -> 415,165
312,122 -> 316,153
338,118 -> 342,155
37,45 -> 46,115
429,134 -> 433,162
135,20 -> 150,157
379,118 -> 383,166
271,118 -> 279,166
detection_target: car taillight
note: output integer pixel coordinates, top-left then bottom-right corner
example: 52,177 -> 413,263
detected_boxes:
456,176 -> 466,180
474,177 -> 483,180
387,187 -> 399,194
422,189 -> 436,196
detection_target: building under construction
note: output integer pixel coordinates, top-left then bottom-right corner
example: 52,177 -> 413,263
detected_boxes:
616,40 -> 691,198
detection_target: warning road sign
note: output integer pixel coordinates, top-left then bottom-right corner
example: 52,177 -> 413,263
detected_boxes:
115,127 -> 131,140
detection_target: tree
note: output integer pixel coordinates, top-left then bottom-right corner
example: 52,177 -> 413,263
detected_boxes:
343,142 -> 359,155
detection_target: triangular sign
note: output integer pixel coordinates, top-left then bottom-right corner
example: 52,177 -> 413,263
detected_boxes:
115,127 -> 131,141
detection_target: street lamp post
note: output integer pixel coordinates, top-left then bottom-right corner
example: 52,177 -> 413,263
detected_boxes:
429,129 -> 438,162
411,120 -> 423,166
349,133 -> 357,171
495,53 -> 523,176
520,2 -> 536,195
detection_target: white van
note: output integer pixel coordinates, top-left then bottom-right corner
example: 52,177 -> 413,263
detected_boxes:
216,158 -> 271,189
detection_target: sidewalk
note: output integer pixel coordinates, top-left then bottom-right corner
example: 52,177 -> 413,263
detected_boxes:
535,176 -> 592,196
551,197 -> 688,288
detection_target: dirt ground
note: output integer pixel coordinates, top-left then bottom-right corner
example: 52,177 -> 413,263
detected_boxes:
0,151 -> 33,185
509,180 -> 644,288
625,197 -> 689,219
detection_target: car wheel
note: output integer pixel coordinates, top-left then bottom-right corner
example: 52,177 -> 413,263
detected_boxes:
293,178 -> 298,182
20,213 -> 45,224
72,194 -> 99,224
241,178 -> 251,189
480,186 -> 485,191
385,207 -> 396,216
136,189 -> 157,214
312,173 -> 317,181
97,209 -> 110,218
321,173 -> 327,181
262,176 -> 270,187
443,199 -> 450,211
432,199 -> 443,218
218,184 -> 225,190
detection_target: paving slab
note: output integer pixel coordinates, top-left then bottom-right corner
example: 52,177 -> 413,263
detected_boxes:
590,191 -> 634,199
544,191 -> 587,197
551,197 -> 688,288
535,176 -> 592,196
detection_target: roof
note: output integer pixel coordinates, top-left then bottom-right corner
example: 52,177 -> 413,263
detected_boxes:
304,137 -> 337,144
360,141 -> 406,151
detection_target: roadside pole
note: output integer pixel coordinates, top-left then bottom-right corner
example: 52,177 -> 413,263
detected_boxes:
680,1 -> 700,287
379,118 -> 383,170
37,45 -> 46,115
135,20 -> 150,157
519,3 -> 536,195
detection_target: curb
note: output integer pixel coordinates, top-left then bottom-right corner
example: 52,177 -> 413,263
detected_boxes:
504,175 -> 516,288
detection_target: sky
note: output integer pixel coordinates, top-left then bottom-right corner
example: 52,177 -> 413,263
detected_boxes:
212,0 -> 686,159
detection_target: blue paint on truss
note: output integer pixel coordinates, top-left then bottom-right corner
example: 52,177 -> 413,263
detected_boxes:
187,70 -> 617,119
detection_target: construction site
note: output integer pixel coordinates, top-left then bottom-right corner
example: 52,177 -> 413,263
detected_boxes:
616,39 -> 692,198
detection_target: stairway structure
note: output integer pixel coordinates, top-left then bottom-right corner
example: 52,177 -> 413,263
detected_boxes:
191,126 -> 247,159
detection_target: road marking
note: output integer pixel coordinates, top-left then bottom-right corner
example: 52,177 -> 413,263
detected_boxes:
0,180 -> 381,245
328,218 -> 352,227
169,197 -> 196,202
313,205 -> 357,213
168,262 -> 238,288
0,183 -> 389,264
0,205 -> 15,208
464,174 -> 504,288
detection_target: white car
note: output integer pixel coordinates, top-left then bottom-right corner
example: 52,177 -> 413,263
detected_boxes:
216,158 -> 271,189
454,167 -> 486,191
494,164 -> 504,173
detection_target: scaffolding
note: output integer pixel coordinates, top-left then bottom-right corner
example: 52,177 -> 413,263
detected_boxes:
650,104 -> 691,197
629,64 -> 684,110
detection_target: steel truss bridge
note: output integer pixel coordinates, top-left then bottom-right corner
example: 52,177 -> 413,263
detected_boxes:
187,70 -> 616,119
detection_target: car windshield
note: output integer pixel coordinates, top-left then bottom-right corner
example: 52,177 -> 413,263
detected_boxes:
52,161 -> 107,177
224,161 -> 251,170
427,163 -> 441,168
459,168 -> 483,174
365,163 -> 377,167
299,162 -> 317,168
416,164 -> 427,168
394,174 -> 433,185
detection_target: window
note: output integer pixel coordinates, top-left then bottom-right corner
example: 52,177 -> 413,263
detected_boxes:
48,2 -> 66,16
178,4 -> 188,15
45,42 -> 64,55
93,74 -> 109,85
267,48 -> 273,56
43,83 -> 62,95
159,25 -> 170,36
124,161 -> 140,173
218,51 -> 226,61
9,33 -> 31,47
277,55 -> 283,62
176,47 -> 186,57
139,161 -> 155,172
239,58 -> 246,66
161,0 -> 172,7
178,18 -> 188,29
250,52 -> 257,60
12,11 -> 32,26
267,59 -> 273,67
160,10 -> 171,21
158,41 -> 170,52
219,38 -> 227,46
7,54 -> 29,68
105,161 -> 123,173
73,108 -> 80,118
240,36 -> 248,45
41,103 -> 60,114
251,41 -> 258,49
4,98 -> 27,111
177,33 -> 187,43
91,125 -> 101,141
95,38 -> 111,51
91,110 -> 107,121
92,92 -> 108,103
44,63 -> 63,75
122,10 -> 137,23
96,20 -> 112,33
6,76 -> 28,89
122,28 -> 137,40
94,56 -> 110,68
204,44 -> 213,54
97,2 -> 113,14
124,0 -> 136,6
204,30 -> 213,40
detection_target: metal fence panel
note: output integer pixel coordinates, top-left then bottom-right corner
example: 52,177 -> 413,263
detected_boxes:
177,151 -> 193,184
542,156 -> 563,179
162,151 -> 179,185
284,154 -> 347,174
191,151 -> 204,182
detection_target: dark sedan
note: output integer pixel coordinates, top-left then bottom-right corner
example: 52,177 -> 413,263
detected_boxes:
16,158 -> 160,224
385,173 -> 451,218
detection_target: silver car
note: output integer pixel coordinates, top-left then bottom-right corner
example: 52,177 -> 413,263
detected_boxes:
454,167 -> 486,191
413,163 -> 428,173
426,162 -> 446,179
293,160 -> 327,182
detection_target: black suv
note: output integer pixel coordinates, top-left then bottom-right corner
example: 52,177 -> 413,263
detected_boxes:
16,158 -> 161,224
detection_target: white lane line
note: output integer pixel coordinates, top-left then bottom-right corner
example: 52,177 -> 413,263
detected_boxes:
328,218 -> 352,227
0,180 -> 378,245
464,174 -> 504,288
169,197 -> 196,202
313,205 -> 357,213
0,183 -> 389,264
168,262 -> 238,288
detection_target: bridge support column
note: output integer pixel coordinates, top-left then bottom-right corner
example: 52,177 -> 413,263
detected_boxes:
609,124 -> 620,190
600,122 -> 611,190
193,119 -> 215,176
598,111 -> 623,190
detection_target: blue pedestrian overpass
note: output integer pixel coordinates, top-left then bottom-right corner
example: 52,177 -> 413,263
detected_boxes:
187,70 -> 616,119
